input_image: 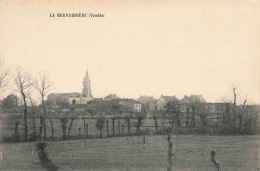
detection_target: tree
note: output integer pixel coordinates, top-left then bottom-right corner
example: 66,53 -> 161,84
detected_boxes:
161,113 -> 175,171
1,94 -> 19,111
9,113 -> 22,142
14,67 -> 32,141
239,97 -> 247,132
165,101 -> 181,129
232,87 -> 237,127
0,58 -> 9,96
33,74 -> 52,141
162,100 -> 183,170
135,116 -> 143,134
49,119 -> 54,140
126,118 -> 131,135
68,117 -> 75,137
153,115 -> 159,135
112,104 -> 122,118
182,95 -> 206,132
28,94 -> 38,141
96,118 -> 105,138
61,118 -> 68,139
86,108 -> 95,118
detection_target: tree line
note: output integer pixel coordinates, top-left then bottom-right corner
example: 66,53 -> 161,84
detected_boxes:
0,58 -> 259,144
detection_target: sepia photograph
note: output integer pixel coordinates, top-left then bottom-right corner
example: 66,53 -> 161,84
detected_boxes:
0,0 -> 260,170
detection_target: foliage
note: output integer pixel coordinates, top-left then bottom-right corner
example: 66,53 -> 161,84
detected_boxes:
96,118 -> 105,130
29,132 -> 38,141
96,118 -> 105,137
1,94 -> 19,111
36,142 -> 58,170
164,101 -> 181,129
60,118 -> 68,139
135,116 -> 143,134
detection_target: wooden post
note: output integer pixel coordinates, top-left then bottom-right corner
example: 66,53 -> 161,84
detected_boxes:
0,151 -> 2,160
106,120 -> 109,137
122,125 -> 125,135
83,118 -> 86,139
127,118 -> 131,136
79,128 -> 81,138
143,135 -> 145,144
154,116 -> 158,135
118,116 -> 120,136
86,124 -> 89,138
112,118 -> 115,136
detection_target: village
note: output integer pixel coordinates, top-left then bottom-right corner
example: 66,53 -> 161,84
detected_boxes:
1,1 -> 260,170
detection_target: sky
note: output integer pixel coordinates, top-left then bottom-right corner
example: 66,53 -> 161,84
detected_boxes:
0,0 -> 260,104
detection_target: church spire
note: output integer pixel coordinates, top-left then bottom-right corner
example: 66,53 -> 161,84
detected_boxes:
82,70 -> 92,98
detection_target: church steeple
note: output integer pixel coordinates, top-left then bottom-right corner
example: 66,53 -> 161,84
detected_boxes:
82,70 -> 92,98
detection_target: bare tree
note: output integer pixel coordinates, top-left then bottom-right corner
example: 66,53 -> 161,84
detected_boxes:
232,87 -> 237,127
162,101 -> 182,171
161,112 -> 174,171
14,67 -> 33,141
49,119 -> 54,140
28,94 -> 38,140
0,58 -> 9,96
33,74 -> 52,141
153,115 -> 158,135
239,97 -> 247,132
68,117 -> 75,137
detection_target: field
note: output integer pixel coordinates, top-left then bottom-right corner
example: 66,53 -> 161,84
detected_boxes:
0,135 -> 259,171
0,117 -> 165,140
0,115 -> 220,141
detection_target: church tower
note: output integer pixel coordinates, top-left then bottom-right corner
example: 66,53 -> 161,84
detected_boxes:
82,70 -> 92,98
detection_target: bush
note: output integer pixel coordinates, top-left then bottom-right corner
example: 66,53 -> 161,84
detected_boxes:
29,132 -> 38,142
36,141 -> 58,171
0,134 -> 22,143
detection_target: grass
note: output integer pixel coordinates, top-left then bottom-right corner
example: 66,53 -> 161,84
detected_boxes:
0,135 -> 259,170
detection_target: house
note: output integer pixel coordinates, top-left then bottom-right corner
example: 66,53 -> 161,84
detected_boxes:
47,92 -> 93,105
180,95 -> 207,112
104,94 -> 121,101
47,92 -> 80,104
181,95 -> 206,104
157,95 -> 179,111
109,99 -> 142,112
137,95 -> 157,112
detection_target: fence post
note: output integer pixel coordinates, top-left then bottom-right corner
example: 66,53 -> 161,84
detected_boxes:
79,128 -> 81,138
106,120 -> 109,137
83,118 -> 86,139
143,135 -> 145,144
118,116 -> 120,136
86,124 -> 89,138
122,125 -> 125,135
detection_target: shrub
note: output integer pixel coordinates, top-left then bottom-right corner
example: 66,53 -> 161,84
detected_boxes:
29,132 -> 38,141
36,141 -> 58,171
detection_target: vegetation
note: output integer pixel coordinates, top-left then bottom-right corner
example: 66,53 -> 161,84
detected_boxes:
34,74 -> 52,141
36,142 -> 58,170
0,58 -> 258,143
14,67 -> 33,141
1,94 -> 19,111
96,118 -> 105,137
60,118 -> 68,139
